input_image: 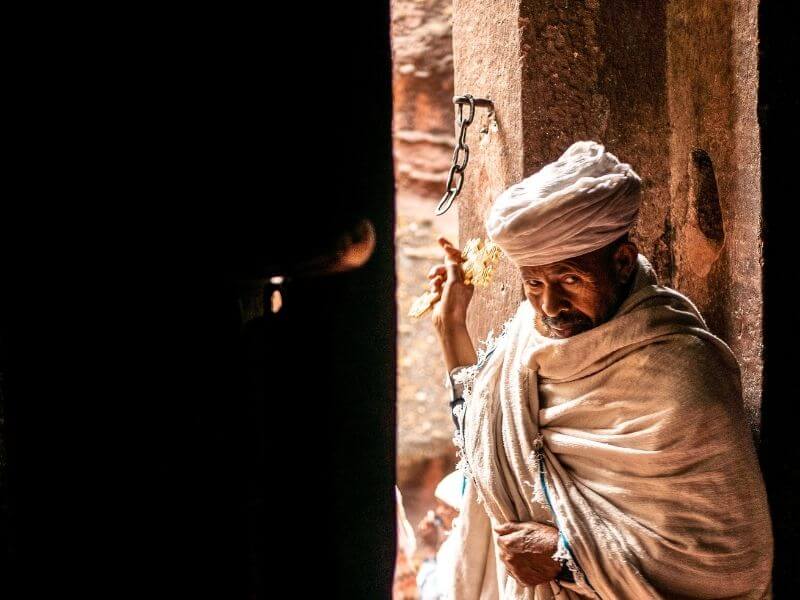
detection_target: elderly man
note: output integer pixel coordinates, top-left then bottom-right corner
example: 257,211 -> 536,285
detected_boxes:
426,142 -> 773,599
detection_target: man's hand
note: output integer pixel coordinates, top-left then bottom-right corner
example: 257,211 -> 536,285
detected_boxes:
494,521 -> 561,588
428,237 -> 478,372
416,510 -> 443,558
428,236 -> 475,330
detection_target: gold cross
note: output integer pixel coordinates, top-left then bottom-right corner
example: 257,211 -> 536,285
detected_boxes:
408,239 -> 503,319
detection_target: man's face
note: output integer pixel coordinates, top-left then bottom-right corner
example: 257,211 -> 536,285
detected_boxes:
520,242 -> 637,339
434,499 -> 459,530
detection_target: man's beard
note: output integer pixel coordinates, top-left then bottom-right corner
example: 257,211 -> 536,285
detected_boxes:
541,312 -> 594,331
539,284 -> 625,337
540,312 -> 594,337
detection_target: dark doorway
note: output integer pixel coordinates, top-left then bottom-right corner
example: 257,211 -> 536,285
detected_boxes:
0,3 -> 397,598
758,2 -> 800,596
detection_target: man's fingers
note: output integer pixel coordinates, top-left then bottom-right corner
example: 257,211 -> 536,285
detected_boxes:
438,237 -> 464,263
515,568 -> 548,588
494,522 -> 519,535
496,535 -> 516,553
445,261 -> 466,283
505,567 -> 524,586
428,275 -> 444,293
444,246 -> 464,264
427,265 -> 447,279
496,531 -> 524,553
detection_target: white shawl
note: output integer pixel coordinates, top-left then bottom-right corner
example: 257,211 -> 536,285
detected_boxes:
449,255 -> 773,599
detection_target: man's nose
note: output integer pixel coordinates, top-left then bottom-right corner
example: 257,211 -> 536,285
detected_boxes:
540,285 -> 569,318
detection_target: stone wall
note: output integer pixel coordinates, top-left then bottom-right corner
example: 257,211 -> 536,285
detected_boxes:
391,0 -> 460,524
665,0 -> 762,430
391,0 -> 456,199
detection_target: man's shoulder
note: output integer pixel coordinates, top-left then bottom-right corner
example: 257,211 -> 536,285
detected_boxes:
617,332 -> 740,391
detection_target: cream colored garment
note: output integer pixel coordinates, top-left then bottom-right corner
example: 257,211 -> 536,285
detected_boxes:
449,256 -> 773,600
486,141 -> 641,267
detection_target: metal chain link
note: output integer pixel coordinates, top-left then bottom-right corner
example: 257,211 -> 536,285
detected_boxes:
436,94 -> 493,216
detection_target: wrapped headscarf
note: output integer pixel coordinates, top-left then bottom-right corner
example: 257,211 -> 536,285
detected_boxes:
434,471 -> 465,511
486,141 -> 642,267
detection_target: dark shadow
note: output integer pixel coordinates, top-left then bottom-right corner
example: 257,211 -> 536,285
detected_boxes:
689,149 -> 724,244
758,2 -> 800,596
0,3 -> 397,598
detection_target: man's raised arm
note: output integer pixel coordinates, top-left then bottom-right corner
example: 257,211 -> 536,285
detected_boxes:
428,237 -> 478,372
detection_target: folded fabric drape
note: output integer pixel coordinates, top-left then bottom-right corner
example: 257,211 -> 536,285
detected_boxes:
448,255 -> 773,599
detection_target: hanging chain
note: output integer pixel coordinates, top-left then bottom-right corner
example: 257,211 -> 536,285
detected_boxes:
436,95 -> 474,215
436,94 -> 494,216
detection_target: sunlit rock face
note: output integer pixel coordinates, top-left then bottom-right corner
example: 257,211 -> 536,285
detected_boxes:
391,0 -> 455,201
391,0 -> 460,524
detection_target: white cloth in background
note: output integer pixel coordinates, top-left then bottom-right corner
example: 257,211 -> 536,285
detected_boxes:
396,486 -> 417,561
436,471 -> 466,511
419,517 -> 463,600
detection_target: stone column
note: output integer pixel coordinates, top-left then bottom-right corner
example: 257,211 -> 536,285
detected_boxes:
666,0 -> 762,427
452,0 -> 527,344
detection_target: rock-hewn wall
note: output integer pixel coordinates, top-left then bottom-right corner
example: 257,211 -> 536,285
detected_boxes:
452,0 -> 528,345
391,0 -> 456,199
391,0 -> 460,510
666,0 -> 762,429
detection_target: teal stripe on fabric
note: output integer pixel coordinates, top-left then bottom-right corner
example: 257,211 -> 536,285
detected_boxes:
480,347 -> 495,366
538,459 -> 598,597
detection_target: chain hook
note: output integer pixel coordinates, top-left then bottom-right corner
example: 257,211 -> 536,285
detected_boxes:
436,94 -> 493,216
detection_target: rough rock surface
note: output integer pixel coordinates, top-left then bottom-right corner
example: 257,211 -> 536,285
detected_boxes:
391,0 -> 461,524
666,0 -> 762,431
391,0 -> 456,199
395,202 -> 458,482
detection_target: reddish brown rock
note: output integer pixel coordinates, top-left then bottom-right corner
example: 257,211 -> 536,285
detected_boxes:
391,0 -> 455,198
666,0 -> 762,431
391,0 -> 460,494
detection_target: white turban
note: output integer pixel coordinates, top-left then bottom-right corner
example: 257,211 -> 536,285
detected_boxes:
486,141 -> 642,267
434,471 -> 465,510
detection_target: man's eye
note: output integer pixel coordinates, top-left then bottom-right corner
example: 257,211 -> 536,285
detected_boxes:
526,280 -> 542,287
563,275 -> 579,284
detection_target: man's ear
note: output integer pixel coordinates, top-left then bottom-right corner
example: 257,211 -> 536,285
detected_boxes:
612,242 -> 638,284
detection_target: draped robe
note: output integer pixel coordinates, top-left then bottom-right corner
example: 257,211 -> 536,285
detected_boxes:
448,255 -> 773,600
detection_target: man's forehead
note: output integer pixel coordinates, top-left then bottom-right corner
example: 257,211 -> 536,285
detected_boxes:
519,258 -> 593,277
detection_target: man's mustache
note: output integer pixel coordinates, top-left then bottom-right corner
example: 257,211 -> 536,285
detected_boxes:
542,313 -> 592,328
